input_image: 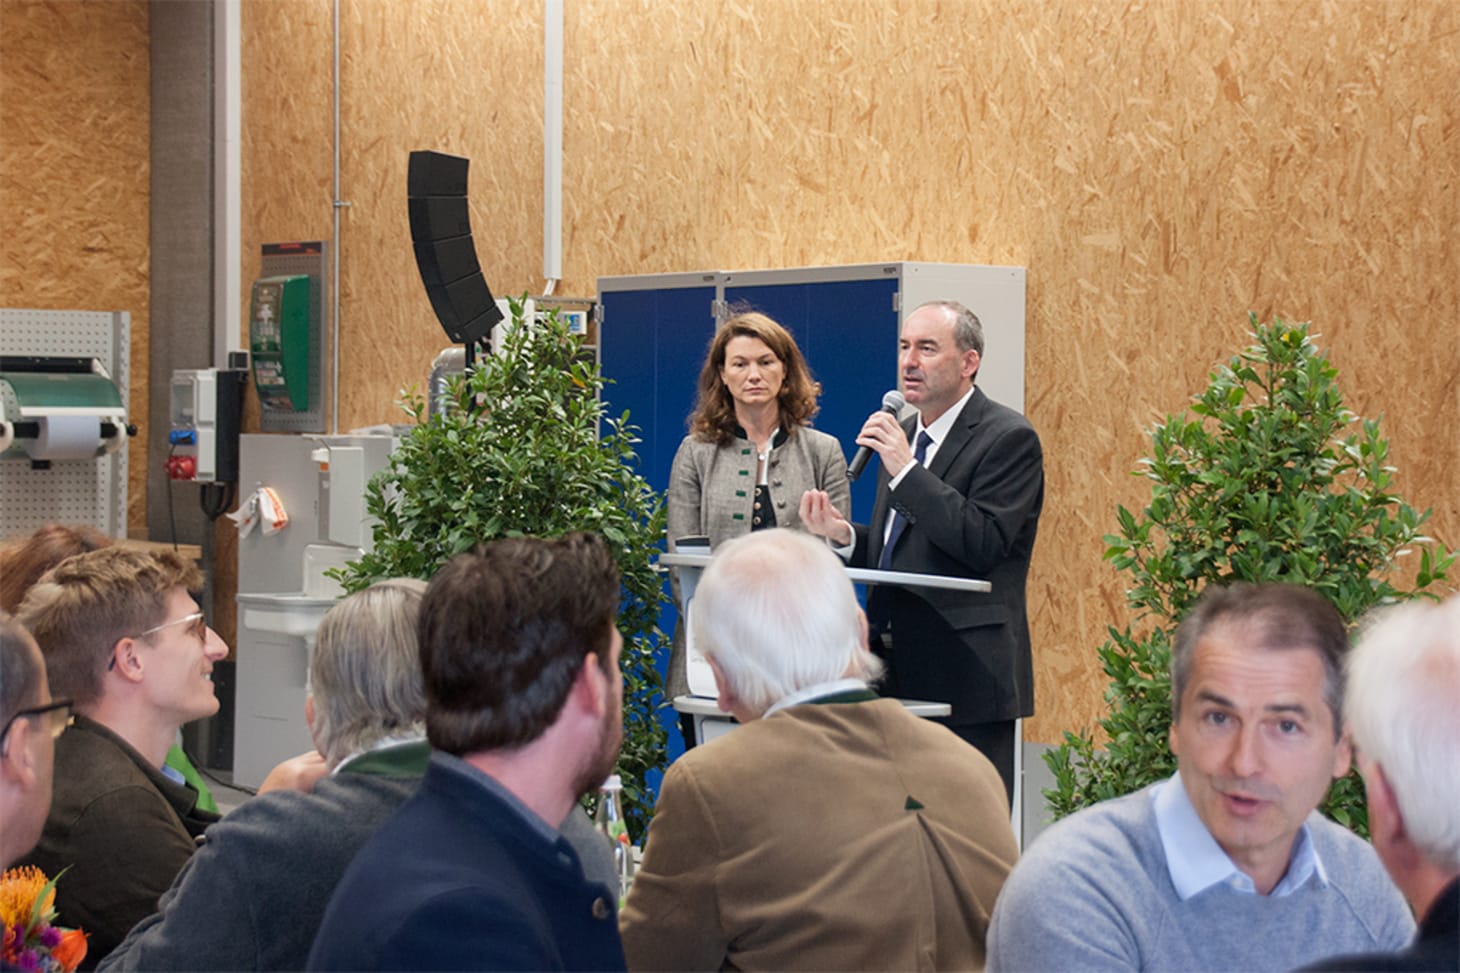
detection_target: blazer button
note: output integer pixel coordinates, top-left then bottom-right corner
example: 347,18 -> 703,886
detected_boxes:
592,897 -> 611,920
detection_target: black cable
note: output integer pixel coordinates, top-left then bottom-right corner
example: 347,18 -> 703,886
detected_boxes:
182,742 -> 257,799
166,443 -> 179,552
199,483 -> 222,521
198,480 -> 240,522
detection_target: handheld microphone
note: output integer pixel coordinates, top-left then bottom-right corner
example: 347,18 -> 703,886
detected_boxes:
847,390 -> 905,481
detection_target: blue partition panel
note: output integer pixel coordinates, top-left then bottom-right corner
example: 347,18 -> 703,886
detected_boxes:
599,284 -> 717,766
599,285 -> 717,490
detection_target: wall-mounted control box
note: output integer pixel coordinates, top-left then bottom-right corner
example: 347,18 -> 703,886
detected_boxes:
168,368 -> 245,482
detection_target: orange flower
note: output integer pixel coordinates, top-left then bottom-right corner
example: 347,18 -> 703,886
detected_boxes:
52,928 -> 89,972
0,866 -> 57,929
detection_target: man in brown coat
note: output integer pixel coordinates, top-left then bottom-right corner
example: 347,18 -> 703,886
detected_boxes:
620,528 -> 1018,971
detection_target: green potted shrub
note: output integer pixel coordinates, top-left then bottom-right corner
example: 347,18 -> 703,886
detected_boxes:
334,298 -> 668,838
1044,316 -> 1455,835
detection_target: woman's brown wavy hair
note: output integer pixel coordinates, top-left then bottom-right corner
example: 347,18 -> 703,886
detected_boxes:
687,311 -> 821,446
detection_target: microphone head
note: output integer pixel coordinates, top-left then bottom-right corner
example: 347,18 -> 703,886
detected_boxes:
881,390 -> 906,412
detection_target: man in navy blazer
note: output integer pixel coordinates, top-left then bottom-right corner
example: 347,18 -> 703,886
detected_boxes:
308,533 -> 626,972
802,300 -> 1043,800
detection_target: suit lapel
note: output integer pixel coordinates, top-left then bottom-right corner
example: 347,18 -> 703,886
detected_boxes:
926,388 -> 985,480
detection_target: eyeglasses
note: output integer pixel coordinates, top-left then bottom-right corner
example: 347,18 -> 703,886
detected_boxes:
0,698 -> 74,751
109,611 -> 208,671
136,611 -> 207,643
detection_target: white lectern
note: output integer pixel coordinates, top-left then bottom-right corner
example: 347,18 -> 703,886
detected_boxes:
660,550 -> 989,722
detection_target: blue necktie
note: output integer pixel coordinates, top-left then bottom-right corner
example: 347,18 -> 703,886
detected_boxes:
878,430 -> 933,570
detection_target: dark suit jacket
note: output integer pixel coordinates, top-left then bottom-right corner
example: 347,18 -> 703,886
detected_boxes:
307,752 -> 625,972
19,715 -> 217,969
854,387 -> 1044,723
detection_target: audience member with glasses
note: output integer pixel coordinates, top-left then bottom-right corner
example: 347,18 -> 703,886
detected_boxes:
1,525 -> 218,812
1,612 -> 69,870
13,547 -> 227,968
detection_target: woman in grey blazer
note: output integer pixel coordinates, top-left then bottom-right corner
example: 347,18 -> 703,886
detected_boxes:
665,312 -> 851,732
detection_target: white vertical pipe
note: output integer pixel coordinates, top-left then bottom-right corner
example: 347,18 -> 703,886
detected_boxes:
213,0 -> 242,365
543,0 -> 564,287
330,0 -> 345,434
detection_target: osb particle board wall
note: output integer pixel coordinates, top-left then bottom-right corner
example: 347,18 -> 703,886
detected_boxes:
243,0 -> 1459,745
0,0 -> 151,535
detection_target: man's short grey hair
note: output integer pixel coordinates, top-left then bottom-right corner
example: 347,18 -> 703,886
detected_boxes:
309,578 -> 428,767
1171,582 -> 1347,736
691,529 -> 883,718
1346,595 -> 1460,871
916,300 -> 984,357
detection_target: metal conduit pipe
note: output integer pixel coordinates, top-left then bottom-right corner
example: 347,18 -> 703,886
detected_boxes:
428,347 -> 466,419
330,0 -> 348,434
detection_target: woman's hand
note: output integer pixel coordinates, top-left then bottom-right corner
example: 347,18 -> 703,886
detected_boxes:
799,490 -> 854,547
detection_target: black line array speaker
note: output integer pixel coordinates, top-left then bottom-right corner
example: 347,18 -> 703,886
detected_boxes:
407,150 -> 504,345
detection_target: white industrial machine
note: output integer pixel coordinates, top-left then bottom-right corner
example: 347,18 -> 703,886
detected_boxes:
232,432 -> 397,787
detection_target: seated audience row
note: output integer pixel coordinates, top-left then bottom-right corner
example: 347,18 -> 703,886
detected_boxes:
15,547 -> 224,966
4,525 -> 1455,972
307,532 -> 630,970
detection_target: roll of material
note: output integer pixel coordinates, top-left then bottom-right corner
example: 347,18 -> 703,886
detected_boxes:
0,368 -> 127,461
32,414 -> 103,460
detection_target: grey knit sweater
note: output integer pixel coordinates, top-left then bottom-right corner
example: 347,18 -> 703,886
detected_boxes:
987,782 -> 1414,972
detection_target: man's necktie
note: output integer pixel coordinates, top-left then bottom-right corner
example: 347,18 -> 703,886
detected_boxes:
878,430 -> 933,570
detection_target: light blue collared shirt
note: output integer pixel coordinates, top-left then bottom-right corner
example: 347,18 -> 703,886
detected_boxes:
1152,770 -> 1328,899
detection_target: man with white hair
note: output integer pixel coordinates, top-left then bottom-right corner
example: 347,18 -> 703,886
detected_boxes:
619,528 -> 1018,971
1305,595 -> 1460,971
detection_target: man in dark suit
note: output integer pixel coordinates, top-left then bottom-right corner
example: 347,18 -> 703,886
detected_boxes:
801,299 -> 1043,800
308,533 -> 626,972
